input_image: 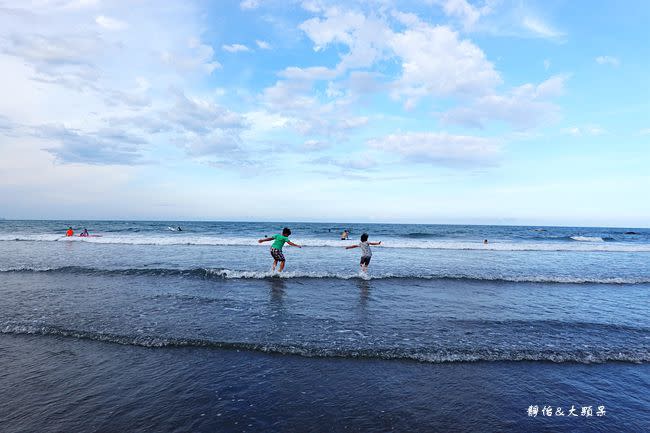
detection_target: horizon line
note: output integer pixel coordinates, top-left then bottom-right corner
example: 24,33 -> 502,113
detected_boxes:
1,218 -> 648,230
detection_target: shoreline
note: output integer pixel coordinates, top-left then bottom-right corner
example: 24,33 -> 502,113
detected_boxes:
2,333 -> 648,432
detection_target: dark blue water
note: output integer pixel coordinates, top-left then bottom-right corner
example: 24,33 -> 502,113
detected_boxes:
1,220 -> 649,431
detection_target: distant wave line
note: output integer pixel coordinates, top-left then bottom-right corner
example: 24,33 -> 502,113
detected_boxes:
2,235 -> 650,252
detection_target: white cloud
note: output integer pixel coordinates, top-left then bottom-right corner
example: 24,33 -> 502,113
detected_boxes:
255,39 -> 271,50
521,16 -> 564,40
639,128 -> 650,135
561,125 -> 605,136
595,56 -> 620,67
61,0 -> 100,9
0,1 -> 242,170
311,154 -> 378,171
162,40 -> 221,74
300,0 -> 325,13
242,110 -> 290,136
389,20 -> 501,108
222,43 -> 251,53
0,32 -> 103,90
299,8 -> 392,71
299,8 -> 501,108
95,15 -> 127,31
260,72 -> 365,138
302,139 -> 330,150
278,66 -> 337,81
369,132 -> 500,166
341,116 -> 368,129
433,0 -> 495,31
240,0 -> 260,10
441,74 -> 568,130
41,124 -> 147,165
180,130 -> 242,157
262,78 -> 318,113
164,91 -> 247,134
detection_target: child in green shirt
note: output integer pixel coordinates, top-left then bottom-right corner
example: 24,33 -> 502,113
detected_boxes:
258,227 -> 302,272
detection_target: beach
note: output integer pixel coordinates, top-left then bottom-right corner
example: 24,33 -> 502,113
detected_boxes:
1,220 -> 649,432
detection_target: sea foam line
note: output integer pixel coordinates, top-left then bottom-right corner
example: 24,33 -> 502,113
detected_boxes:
1,266 -> 649,284
1,323 -> 647,364
2,234 -> 650,252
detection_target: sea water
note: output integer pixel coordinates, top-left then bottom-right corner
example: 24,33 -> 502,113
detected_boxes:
1,220 -> 649,431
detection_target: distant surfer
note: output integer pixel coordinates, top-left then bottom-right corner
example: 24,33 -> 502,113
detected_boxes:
345,233 -> 381,273
80,228 -> 89,237
483,239 -> 488,244
65,227 -> 74,237
341,230 -> 349,240
258,227 -> 302,272
177,226 -> 182,231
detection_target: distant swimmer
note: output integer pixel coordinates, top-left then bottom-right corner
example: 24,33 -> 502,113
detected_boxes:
177,226 -> 182,231
341,230 -> 349,240
80,228 -> 89,237
345,233 -> 381,273
483,239 -> 488,244
258,227 -> 302,272
66,227 -> 74,237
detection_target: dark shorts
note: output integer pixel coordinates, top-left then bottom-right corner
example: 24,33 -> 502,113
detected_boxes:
270,248 -> 285,262
360,256 -> 371,266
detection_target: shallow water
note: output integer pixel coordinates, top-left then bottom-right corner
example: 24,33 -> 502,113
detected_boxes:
2,335 -> 649,432
1,221 -> 649,431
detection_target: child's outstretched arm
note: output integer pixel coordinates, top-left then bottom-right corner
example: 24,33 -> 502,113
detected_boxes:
369,241 -> 382,246
287,241 -> 302,248
258,237 -> 274,243
345,245 -> 359,250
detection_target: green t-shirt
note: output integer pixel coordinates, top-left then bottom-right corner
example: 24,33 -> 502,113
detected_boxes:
271,234 -> 290,250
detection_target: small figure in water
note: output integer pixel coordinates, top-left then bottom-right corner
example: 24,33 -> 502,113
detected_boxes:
258,227 -> 302,272
65,227 -> 74,237
483,239 -> 488,244
341,230 -> 349,240
345,233 -> 381,273
177,226 -> 182,231
80,228 -> 89,237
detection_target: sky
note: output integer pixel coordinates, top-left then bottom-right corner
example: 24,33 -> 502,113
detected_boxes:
0,0 -> 648,226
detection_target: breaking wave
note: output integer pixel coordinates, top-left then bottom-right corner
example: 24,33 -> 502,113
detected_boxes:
1,323 -> 646,364
570,236 -> 605,242
2,266 -> 649,284
2,234 -> 650,252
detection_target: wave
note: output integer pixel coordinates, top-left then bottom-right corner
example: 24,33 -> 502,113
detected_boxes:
2,323 -> 646,364
2,234 -> 650,252
405,232 -> 440,239
570,236 -> 605,242
2,266 -> 649,284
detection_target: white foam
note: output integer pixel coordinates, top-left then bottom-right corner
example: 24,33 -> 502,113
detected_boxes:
3,266 -> 648,284
570,236 -> 604,242
2,233 -> 650,252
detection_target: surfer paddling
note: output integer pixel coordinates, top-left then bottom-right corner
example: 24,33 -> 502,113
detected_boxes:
258,227 -> 302,272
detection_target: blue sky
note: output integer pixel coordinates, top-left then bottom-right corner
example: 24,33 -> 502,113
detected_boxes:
0,0 -> 648,226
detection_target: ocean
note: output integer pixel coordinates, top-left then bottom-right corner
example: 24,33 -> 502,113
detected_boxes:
1,220 -> 649,432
